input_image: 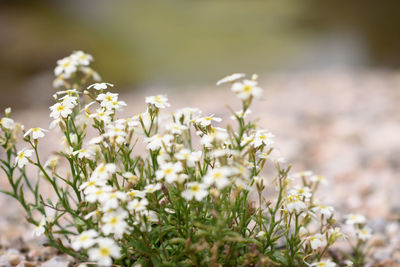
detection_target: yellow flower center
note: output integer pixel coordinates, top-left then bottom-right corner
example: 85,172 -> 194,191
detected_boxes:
110,216 -> 118,225
191,185 -> 200,192
57,105 -> 66,112
243,85 -> 253,93
99,247 -> 111,257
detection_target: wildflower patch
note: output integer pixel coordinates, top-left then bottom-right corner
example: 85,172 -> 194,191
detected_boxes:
0,51 -> 371,266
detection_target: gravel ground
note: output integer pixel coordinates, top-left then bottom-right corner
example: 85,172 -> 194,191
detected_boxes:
1,69 -> 399,266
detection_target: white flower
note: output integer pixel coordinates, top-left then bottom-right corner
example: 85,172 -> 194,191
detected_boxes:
79,179 -> 106,195
144,183 -> 162,194
256,231 -> 267,238
128,198 -> 149,212
328,227 -> 345,242
88,82 -> 114,91
0,117 -> 15,130
72,230 -> 98,250
101,209 -> 129,238
91,163 -> 117,181
182,182 -> 208,201
88,238 -> 121,266
89,108 -> 113,124
345,214 -> 366,225
99,191 -> 128,211
145,95 -> 170,109
144,134 -> 173,150
310,175 -> 328,185
289,186 -> 312,200
344,260 -> 353,267
72,148 -> 96,160
311,260 -> 336,267
166,122 -> 188,135
24,127 -> 48,139
173,107 -> 202,125
122,172 -> 139,185
216,73 -> 245,86
230,109 -> 251,120
203,167 -> 232,189
49,102 -> 73,119
97,92 -> 119,110
15,148 -> 34,168
71,50 -> 93,66
85,186 -> 113,203
307,233 -> 324,250
231,79 -> 263,100
44,155 -> 60,169
127,189 -> 146,199
312,204 -> 335,217
108,99 -> 127,111
33,216 -> 46,236
156,162 -> 183,183
175,149 -> 201,167
285,193 -> 307,213
54,56 -> 77,78
356,226 -> 372,241
239,133 -> 254,147
195,115 -> 222,127
252,130 -> 274,148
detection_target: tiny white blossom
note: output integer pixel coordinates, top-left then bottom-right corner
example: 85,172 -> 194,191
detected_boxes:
310,175 -> 328,185
72,148 -> 96,160
182,182 -> 208,201
88,82 -> 114,90
101,209 -> 129,238
156,162 -> 183,183
72,230 -> 98,250
310,260 -> 336,267
85,186 -> 113,203
16,148 -> 34,168
166,122 -> 187,135
91,163 -> 117,181
128,198 -> 149,212
99,191 -> 128,211
54,56 -> 77,78
88,238 -> 121,266
256,231 -> 267,238
123,172 -> 139,185
49,102 -> 73,119
307,233 -> 324,250
252,130 -> 274,148
24,128 -> 48,139
0,117 -> 15,130
144,134 -> 173,150
175,149 -> 201,167
144,183 -> 162,194
97,92 -> 119,110
345,214 -> 366,225
216,73 -> 245,86
285,193 -> 307,213
231,79 -> 263,100
312,204 -> 335,217
145,95 -> 170,109
196,115 -> 222,127
71,50 -> 93,66
203,167 -> 232,189
33,216 -> 46,236
356,226 -> 372,241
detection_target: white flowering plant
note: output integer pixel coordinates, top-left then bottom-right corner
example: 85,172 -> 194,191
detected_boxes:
0,51 -> 371,266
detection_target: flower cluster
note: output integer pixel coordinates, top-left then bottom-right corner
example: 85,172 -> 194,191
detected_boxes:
0,53 -> 371,266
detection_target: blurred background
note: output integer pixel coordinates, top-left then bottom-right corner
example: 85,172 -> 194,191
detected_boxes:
1,0 -> 400,109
